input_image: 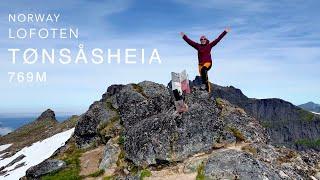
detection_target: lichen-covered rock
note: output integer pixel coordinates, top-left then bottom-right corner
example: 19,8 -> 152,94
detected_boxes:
99,140 -> 121,170
248,143 -> 320,179
103,84 -> 125,99
26,159 -> 66,178
74,101 -> 110,148
204,149 -> 281,180
116,82 -> 172,128
113,81 -> 267,166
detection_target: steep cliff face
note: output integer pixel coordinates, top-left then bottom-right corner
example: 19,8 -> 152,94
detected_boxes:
246,99 -> 320,150
202,76 -> 320,150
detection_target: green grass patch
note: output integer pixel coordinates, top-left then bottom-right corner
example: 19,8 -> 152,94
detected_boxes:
103,176 -> 116,180
140,169 -> 152,180
297,109 -> 315,122
60,115 -> 79,129
295,138 -> 320,148
228,127 -> 246,142
42,143 -> 83,180
118,135 -> 125,146
9,120 -> 55,140
98,115 -> 120,138
261,121 -> 273,128
215,98 -> 224,109
196,162 -> 205,180
105,101 -> 118,112
241,145 -> 257,156
116,149 -> 126,169
132,84 -> 147,97
87,169 -> 105,177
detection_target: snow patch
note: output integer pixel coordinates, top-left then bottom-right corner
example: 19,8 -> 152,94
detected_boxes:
0,152 -> 9,160
311,111 -> 320,115
0,128 -> 74,179
0,144 -> 12,152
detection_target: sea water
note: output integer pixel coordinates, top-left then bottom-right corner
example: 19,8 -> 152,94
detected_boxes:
0,116 -> 70,136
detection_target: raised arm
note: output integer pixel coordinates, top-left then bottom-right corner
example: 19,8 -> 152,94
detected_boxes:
181,32 -> 199,50
209,28 -> 230,47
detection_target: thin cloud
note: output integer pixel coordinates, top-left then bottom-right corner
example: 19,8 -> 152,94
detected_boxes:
174,0 -> 268,13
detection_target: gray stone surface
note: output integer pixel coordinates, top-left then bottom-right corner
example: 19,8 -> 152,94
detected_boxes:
99,140 -> 120,170
112,81 -> 266,166
74,101 -> 110,148
26,159 -> 66,178
204,149 -> 281,180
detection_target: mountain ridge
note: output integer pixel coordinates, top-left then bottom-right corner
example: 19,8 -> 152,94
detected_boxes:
299,101 -> 320,113
205,76 -> 320,150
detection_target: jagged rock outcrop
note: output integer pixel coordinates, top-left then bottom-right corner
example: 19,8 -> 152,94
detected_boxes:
35,109 -> 57,122
75,77 -> 320,150
74,101 -> 109,148
74,85 -> 121,148
105,81 -> 267,166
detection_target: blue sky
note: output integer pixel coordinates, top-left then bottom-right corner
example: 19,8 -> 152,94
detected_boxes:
0,0 -> 319,114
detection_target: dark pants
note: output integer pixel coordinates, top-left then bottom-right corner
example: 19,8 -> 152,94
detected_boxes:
199,62 -> 212,92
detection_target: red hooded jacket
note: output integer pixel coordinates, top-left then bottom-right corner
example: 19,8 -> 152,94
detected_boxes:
183,30 -> 227,65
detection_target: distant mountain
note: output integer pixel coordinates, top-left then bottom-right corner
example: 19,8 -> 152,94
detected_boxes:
0,109 -> 79,158
299,101 -> 320,113
0,112 -> 76,118
191,76 -> 320,151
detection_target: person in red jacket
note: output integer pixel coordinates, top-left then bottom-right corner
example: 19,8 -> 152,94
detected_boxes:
180,28 -> 230,92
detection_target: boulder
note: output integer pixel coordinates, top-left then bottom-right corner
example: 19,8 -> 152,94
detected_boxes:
74,101 -> 110,148
99,140 -> 121,170
26,159 -> 66,178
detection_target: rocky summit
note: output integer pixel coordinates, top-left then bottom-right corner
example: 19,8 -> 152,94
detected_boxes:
118,81 -> 266,166
16,77 -> 320,179
35,109 -> 57,122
